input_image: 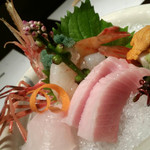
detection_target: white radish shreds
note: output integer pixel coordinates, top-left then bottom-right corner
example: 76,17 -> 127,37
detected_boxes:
78,94 -> 150,150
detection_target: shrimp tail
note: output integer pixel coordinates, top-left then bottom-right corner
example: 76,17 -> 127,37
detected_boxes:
98,45 -> 130,59
97,26 -> 130,45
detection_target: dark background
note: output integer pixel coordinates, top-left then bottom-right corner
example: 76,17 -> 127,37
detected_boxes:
0,0 -> 150,60
0,0 -> 65,60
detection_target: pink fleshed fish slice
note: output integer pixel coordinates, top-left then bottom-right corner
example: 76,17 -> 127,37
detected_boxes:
65,57 -> 130,128
78,67 -> 150,143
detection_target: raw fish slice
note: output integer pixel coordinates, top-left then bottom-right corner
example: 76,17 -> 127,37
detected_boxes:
21,111 -> 77,150
50,63 -> 78,98
78,67 -> 150,143
80,52 -> 106,70
65,57 -> 130,128
78,95 -> 150,150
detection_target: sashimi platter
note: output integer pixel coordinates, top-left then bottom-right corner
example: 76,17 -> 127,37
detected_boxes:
1,0 -> 150,150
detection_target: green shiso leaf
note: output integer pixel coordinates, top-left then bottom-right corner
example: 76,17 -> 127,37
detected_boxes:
53,0 -> 133,48
53,0 -> 113,42
61,11 -> 72,36
105,27 -> 134,48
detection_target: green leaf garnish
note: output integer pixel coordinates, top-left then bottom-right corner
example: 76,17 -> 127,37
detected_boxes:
53,0 -> 113,42
53,34 -> 75,47
53,0 -> 133,47
105,27 -> 134,48
42,70 -> 50,83
52,22 -> 61,35
40,50 -> 54,83
40,50 -> 53,70
43,88 -> 57,101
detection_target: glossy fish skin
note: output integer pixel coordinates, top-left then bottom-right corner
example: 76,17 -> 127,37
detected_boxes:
78,67 -> 150,143
65,57 -> 130,128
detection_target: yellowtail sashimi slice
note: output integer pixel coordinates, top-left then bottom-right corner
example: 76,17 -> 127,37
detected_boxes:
65,57 -> 130,128
78,67 -> 150,142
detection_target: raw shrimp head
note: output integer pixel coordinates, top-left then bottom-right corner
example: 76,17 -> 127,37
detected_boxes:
0,80 -> 70,142
1,0 -> 47,79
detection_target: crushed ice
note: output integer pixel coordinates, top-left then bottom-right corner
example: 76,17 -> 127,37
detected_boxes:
78,94 -> 150,150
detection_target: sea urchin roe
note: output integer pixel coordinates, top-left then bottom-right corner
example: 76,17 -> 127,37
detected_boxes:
29,84 -> 70,113
127,25 -> 150,60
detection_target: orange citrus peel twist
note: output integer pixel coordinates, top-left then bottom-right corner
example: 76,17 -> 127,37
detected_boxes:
28,84 -> 70,113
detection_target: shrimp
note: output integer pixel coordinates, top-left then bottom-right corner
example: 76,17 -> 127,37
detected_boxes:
0,81 -> 46,141
74,26 -> 130,58
1,0 -> 45,79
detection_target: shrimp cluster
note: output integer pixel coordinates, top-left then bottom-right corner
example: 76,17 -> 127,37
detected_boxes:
1,0 -> 45,79
0,81 -> 47,141
0,80 -> 70,142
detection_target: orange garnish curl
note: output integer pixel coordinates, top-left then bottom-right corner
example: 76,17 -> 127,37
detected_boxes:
29,84 -> 70,113
0,82 -> 70,142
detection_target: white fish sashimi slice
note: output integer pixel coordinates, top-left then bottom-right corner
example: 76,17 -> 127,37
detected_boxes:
50,63 -> 78,98
65,57 -> 130,128
21,111 -> 77,150
78,67 -> 150,143
80,52 -> 106,70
